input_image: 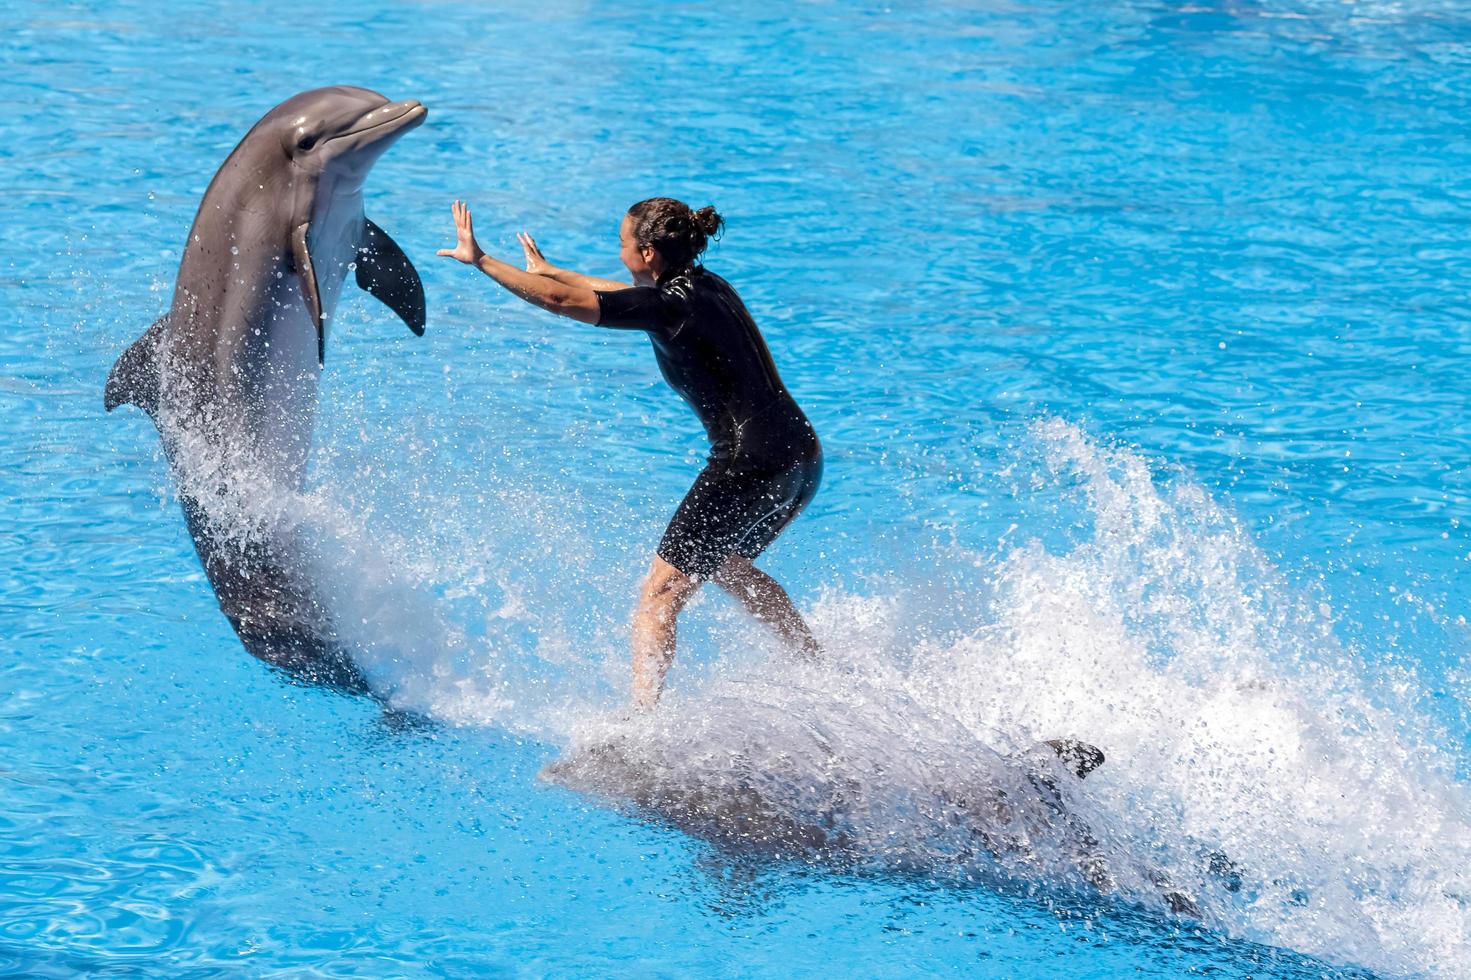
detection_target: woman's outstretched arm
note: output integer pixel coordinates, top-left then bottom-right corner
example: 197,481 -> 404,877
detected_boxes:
438,201 -> 601,324
517,232 -> 632,291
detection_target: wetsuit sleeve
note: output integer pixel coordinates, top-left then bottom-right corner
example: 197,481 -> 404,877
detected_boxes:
595,284 -> 690,335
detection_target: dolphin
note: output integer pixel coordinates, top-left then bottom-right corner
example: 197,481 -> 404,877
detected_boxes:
104,86 -> 428,690
547,685 -> 1223,918
543,731 -> 1112,867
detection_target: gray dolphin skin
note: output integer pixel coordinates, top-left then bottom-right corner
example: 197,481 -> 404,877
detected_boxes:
543,733 -> 1218,916
104,86 -> 428,690
542,736 -> 1109,864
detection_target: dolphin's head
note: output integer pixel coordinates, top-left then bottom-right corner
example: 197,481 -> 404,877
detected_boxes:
266,86 -> 427,186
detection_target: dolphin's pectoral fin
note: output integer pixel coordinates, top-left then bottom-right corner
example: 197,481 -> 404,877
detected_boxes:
356,218 -> 426,336
104,314 -> 167,418
291,223 -> 325,363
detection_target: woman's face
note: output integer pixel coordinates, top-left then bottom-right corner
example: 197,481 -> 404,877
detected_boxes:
618,213 -> 662,286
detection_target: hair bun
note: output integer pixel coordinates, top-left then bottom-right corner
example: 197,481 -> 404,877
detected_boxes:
627,197 -> 723,272
693,205 -> 723,238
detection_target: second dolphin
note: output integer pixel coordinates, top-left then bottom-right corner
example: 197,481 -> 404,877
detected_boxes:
105,85 -> 429,689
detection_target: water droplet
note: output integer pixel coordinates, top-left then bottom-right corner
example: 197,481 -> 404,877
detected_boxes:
230,246 -> 239,255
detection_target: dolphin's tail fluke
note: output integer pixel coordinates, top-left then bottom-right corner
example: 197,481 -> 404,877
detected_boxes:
105,315 -> 166,417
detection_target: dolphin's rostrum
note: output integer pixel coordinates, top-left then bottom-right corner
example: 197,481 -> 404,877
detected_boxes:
106,86 -> 428,689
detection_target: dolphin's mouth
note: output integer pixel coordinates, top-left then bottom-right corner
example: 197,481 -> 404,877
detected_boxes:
331,100 -> 427,145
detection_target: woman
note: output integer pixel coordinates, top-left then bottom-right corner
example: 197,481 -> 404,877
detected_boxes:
438,197 -> 822,709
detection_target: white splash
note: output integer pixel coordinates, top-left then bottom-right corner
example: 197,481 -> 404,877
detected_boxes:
907,419 -> 1471,974
296,415 -> 1469,976
540,420 -> 1470,976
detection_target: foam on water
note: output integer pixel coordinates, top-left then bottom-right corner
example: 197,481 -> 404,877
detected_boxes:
295,459 -> 610,730
173,410 -> 1466,976
902,420 -> 1471,974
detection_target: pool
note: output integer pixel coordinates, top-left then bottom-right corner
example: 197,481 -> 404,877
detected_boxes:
3,0 -> 1468,975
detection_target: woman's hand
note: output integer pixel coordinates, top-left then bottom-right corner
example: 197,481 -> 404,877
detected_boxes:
517,232 -> 554,275
436,200 -> 485,265
437,208 -> 601,324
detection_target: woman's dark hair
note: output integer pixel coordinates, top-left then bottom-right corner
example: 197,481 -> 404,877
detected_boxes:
627,197 -> 723,274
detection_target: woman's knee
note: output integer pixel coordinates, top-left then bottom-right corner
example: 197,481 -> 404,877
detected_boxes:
713,554 -> 770,595
638,555 -> 697,614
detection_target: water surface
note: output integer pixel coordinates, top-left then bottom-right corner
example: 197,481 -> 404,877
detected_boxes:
3,1 -> 1469,975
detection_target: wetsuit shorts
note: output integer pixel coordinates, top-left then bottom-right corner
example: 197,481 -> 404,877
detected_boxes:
658,449 -> 823,580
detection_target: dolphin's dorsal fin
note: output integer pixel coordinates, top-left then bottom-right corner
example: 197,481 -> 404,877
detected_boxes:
356,218 -> 426,336
104,315 -> 167,418
291,223 -> 325,363
1042,739 -> 1105,780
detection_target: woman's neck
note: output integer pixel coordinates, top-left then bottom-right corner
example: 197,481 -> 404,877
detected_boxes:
655,264 -> 697,285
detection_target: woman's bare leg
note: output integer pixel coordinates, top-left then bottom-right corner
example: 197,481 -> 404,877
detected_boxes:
631,555 -> 699,710
712,555 -> 820,659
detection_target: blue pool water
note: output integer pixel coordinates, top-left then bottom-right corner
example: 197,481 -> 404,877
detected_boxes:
4,0 -> 1470,975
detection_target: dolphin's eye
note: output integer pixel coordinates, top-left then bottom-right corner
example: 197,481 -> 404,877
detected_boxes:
297,133 -> 317,151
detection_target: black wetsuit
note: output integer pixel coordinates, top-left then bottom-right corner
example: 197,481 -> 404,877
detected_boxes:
595,270 -> 822,578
